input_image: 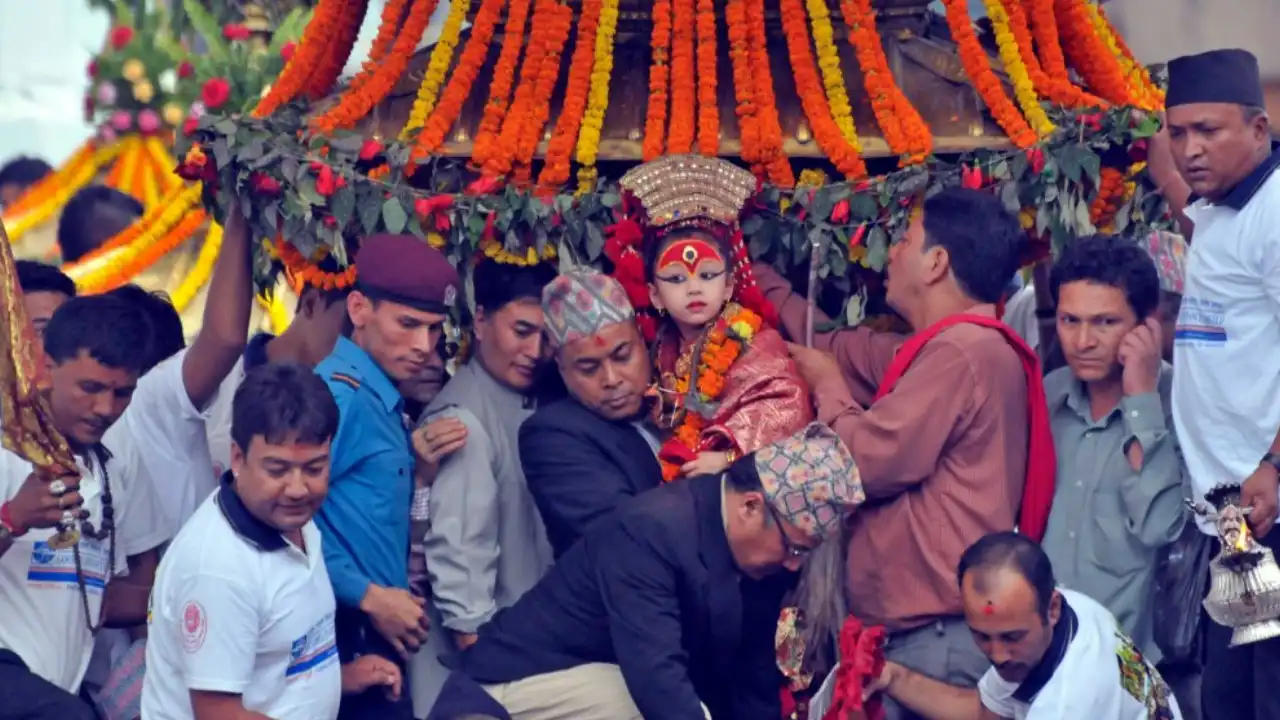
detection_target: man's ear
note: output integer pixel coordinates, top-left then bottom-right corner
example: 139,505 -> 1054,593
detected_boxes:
1047,589 -> 1063,627
922,245 -> 951,286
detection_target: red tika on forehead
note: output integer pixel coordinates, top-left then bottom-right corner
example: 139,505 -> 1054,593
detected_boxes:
657,238 -> 724,274
983,601 -> 995,615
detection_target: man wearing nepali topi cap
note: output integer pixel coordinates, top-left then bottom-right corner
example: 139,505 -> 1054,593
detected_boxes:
430,422 -> 865,720
519,267 -> 663,558
312,233 -> 460,720
1148,48 -> 1280,720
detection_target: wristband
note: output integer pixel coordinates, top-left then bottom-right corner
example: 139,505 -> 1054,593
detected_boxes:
0,502 -> 26,537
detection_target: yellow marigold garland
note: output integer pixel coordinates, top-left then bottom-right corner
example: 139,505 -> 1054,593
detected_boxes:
985,0 -> 1055,138
805,0 -> 858,147
1084,1 -> 1163,111
2,142 -> 121,243
171,223 -> 224,312
68,209 -> 207,294
400,0 -> 472,138
480,237 -> 558,266
574,0 -> 620,193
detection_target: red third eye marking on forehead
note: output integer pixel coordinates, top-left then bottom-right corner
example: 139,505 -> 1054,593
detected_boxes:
983,601 -> 995,615
658,238 -> 724,274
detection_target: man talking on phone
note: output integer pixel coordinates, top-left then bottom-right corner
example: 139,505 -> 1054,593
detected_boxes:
1038,234 -> 1187,664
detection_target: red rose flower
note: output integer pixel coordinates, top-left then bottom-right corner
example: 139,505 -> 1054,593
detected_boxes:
830,199 -> 850,225
182,115 -> 200,136
358,139 -> 383,162
251,172 -> 282,196
177,61 -> 194,79
1026,147 -> 1046,175
315,165 -> 346,197
465,176 -> 503,196
280,42 -> 297,62
222,24 -> 252,41
87,61 -> 98,78
200,78 -> 232,110
109,26 -> 134,50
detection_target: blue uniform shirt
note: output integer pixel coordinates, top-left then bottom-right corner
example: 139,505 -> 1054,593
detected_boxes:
314,337 -> 414,606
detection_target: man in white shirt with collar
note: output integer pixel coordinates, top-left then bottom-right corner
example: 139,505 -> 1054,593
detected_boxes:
1146,48 -> 1280,720
866,532 -> 1180,719
143,363 -> 401,720
0,295 -> 171,718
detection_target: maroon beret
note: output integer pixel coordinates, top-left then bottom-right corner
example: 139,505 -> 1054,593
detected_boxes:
355,234 -> 460,313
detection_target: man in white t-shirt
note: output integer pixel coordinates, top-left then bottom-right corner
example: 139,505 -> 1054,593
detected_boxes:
866,532 -> 1180,719
0,295 -> 170,717
1146,49 -> 1280,720
143,363 -> 402,720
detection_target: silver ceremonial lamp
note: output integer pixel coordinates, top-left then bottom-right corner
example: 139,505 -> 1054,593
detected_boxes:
1192,484 -> 1280,646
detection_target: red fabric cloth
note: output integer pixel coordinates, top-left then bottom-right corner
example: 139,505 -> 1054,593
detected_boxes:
872,314 -> 1056,542
822,616 -> 886,720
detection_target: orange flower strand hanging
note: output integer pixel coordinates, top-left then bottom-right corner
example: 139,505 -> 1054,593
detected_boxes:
471,0 -> 533,166
694,0 -> 719,156
942,0 -> 1037,149
667,0 -> 697,154
779,0 -> 868,178
485,0 -> 557,176
277,239 -> 359,291
303,0 -> 369,99
1053,0 -> 1132,106
364,0 -> 409,67
538,0 -> 603,188
1023,0 -> 1070,82
745,0 -> 794,186
642,0 -> 673,160
841,0 -> 932,165
515,2 -> 575,175
412,0 -> 507,162
724,0 -> 760,168
999,0 -> 1107,109
253,0 -> 348,117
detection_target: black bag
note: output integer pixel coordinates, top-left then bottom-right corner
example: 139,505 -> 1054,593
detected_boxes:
1153,520 -> 1213,664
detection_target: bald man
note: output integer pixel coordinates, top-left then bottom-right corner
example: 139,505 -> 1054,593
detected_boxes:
865,532 -> 1181,720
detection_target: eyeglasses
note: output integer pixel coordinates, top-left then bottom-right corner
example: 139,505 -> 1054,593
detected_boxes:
766,501 -> 810,560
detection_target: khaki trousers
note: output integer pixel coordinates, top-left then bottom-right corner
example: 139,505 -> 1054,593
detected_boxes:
480,663 -> 711,720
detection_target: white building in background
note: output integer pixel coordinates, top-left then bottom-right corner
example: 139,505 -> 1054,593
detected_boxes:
0,0 -> 1272,168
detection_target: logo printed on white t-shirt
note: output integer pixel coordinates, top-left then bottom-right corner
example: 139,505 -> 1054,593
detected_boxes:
285,612 -> 337,680
26,540 -> 108,594
1174,297 -> 1228,346
182,601 -> 208,653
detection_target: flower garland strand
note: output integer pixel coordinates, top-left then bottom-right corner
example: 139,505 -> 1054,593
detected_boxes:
573,0 -> 620,192
484,0 -> 557,176
745,0 -> 794,185
984,0 -> 1055,137
641,0 -> 673,160
401,0 -> 472,138
1088,165 -> 1125,228
725,0 -> 760,171
841,0 -> 932,165
69,209 -> 208,294
305,0 -> 369,99
69,183 -> 203,268
694,0 -> 719,156
276,237 -> 359,290
806,0 -> 858,146
1023,0 -> 1071,83
1,143 -> 120,243
1084,1 -> 1163,110
2,142 -> 97,219
1000,0 -> 1107,108
780,0 -> 868,178
667,0 -> 697,154
254,0 -> 349,116
538,0 -> 603,189
1053,0 -> 1132,106
470,0 -> 533,166
943,0 -> 1037,149
171,223 -> 224,312
311,0 -> 437,133
514,1 -> 575,181
658,305 -> 764,482
365,0 -> 410,68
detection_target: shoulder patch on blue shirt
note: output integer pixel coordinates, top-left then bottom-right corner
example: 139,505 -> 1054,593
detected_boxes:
330,372 -> 361,390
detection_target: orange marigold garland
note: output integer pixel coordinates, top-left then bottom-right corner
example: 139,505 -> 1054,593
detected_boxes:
514,1 -> 574,181
365,0 -> 409,67
276,237 -> 359,291
694,0 -> 719,156
485,0 -> 558,176
841,0 -> 932,165
538,0 -> 602,189
667,0 -> 696,154
470,0 -> 532,166
1000,0 -> 1107,108
307,0 -> 369,99
943,0 -> 1036,149
1053,0 -> 1132,106
779,0 -> 867,178
1089,165 -> 1125,229
255,0 -> 361,117
73,210 -> 208,295
642,0 -> 673,160
312,0 -> 438,133
1024,0 -> 1071,83
745,0 -> 794,185
725,0 -> 760,168
657,305 -> 764,482
411,0 -> 507,162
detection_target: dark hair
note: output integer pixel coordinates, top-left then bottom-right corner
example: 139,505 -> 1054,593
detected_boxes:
0,156 -> 52,190
957,531 -> 1057,621
472,259 -> 557,314
106,284 -> 186,370
43,295 -> 151,374
16,260 -> 76,298
641,227 -> 732,283
230,363 -> 340,453
1048,234 -> 1160,320
57,186 -> 144,263
922,188 -> 1025,304
725,452 -> 765,492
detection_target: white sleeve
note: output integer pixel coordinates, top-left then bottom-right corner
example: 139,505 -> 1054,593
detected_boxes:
172,571 -> 259,694
108,440 -> 171,566
978,668 -> 1020,718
